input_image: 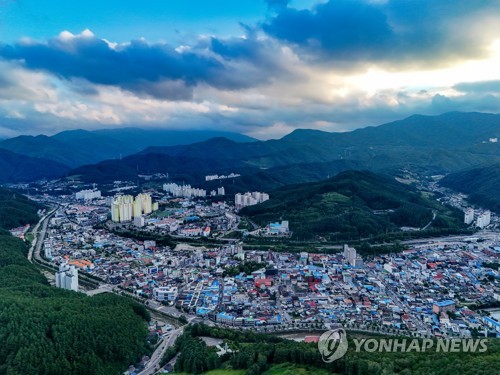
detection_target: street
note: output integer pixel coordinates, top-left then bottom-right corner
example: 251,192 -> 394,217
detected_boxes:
138,328 -> 183,375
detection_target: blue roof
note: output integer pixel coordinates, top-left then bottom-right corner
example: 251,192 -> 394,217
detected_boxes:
484,317 -> 500,327
434,300 -> 455,307
217,313 -> 234,320
196,307 -> 210,315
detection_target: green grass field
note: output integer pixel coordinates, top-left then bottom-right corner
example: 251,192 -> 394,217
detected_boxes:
172,363 -> 330,375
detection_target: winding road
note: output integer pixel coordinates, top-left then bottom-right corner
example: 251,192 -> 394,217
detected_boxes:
138,328 -> 183,375
28,206 -> 58,263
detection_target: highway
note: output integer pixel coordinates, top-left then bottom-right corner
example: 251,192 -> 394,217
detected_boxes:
138,328 -> 183,375
28,206 -> 58,263
421,211 -> 437,231
370,230 -> 499,248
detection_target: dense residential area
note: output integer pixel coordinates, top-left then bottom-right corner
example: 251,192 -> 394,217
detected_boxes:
8,171 -> 500,335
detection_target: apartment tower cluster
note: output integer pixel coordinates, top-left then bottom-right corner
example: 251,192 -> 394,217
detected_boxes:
111,193 -> 159,223
234,191 -> 269,210
464,208 -> 491,229
164,183 -> 207,198
75,189 -> 101,201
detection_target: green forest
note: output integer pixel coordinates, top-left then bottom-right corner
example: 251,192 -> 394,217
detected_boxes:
164,324 -> 500,375
0,187 -> 42,229
0,187 -> 151,374
441,162 -> 500,213
0,233 -> 150,374
241,171 -> 464,241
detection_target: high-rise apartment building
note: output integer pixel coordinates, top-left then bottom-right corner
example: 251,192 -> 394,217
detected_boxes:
55,263 -> 78,291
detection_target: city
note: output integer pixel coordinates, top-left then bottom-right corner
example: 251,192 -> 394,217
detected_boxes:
11,177 -> 498,343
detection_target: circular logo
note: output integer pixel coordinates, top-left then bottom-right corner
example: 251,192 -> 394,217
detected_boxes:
318,328 -> 348,363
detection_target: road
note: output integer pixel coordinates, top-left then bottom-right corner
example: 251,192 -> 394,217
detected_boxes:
138,328 -> 183,375
85,284 -> 114,296
28,206 -> 58,263
372,230 -> 499,248
421,211 -> 437,231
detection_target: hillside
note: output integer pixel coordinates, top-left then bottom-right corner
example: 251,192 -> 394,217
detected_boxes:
139,112 -> 500,170
70,112 -> 500,184
440,163 -> 500,213
0,187 -> 41,229
241,171 -> 464,241
0,191 -> 150,374
0,149 -> 69,182
71,150 -> 364,195
166,323 -> 500,375
0,128 -> 256,168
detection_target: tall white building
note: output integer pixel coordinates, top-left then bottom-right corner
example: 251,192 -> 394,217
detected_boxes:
75,189 -> 101,200
477,211 -> 491,229
464,208 -> 474,225
343,244 -> 357,267
299,252 -> 308,265
56,263 -> 78,291
43,239 -> 52,259
134,193 -> 153,217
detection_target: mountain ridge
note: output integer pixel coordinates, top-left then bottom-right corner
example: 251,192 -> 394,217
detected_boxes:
0,149 -> 70,182
69,112 -> 500,185
440,162 -> 500,213
0,128 -> 257,168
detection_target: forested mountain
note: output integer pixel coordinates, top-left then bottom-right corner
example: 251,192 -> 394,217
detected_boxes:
241,171 -> 464,241
0,133 -> 125,168
0,128 -> 256,168
70,112 -> 500,184
0,192 -> 150,374
140,112 -> 499,169
71,150 -> 364,194
0,149 -> 69,182
0,187 -> 41,229
440,163 -> 500,213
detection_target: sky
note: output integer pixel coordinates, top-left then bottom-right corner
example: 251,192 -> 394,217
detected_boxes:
0,0 -> 499,139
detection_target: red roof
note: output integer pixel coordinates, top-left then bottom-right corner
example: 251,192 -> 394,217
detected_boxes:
304,336 -> 319,343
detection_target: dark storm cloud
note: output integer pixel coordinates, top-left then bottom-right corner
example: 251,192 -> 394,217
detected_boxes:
210,34 -> 285,72
431,92 -> 500,113
263,0 -> 392,60
262,0 -> 499,64
0,33 -> 275,100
